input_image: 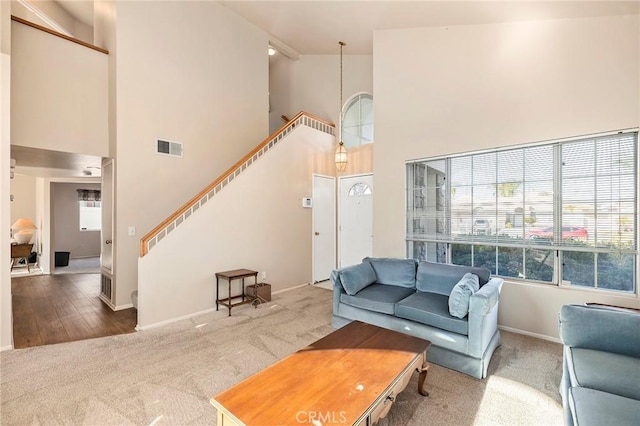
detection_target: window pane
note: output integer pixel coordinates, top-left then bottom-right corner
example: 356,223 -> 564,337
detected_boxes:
525,248 -> 554,282
409,241 -> 446,263
497,246 -> 522,278
597,252 -> 635,292
451,244 -> 472,266
342,94 -> 373,147
473,245 -> 496,274
79,201 -> 101,231
562,251 -> 594,287
406,131 -> 637,294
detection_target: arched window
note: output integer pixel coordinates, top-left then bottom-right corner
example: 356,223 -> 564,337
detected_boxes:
348,183 -> 372,196
342,93 -> 373,147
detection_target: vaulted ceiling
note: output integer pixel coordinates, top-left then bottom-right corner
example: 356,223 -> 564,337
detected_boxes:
14,0 -> 638,178
52,1 -> 640,55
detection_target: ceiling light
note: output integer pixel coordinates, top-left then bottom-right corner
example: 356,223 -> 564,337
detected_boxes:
268,46 -> 276,56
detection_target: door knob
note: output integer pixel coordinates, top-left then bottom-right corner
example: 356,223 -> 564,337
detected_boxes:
315,232 -> 320,236
105,240 -> 112,245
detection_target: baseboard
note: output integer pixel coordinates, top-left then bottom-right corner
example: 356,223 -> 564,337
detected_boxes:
99,294 -> 116,310
272,282 -> 310,295
0,344 -> 14,352
114,303 -> 133,311
136,306 -> 218,331
135,283 -> 312,331
498,325 -> 561,344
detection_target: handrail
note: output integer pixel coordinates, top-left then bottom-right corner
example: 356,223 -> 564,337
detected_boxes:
140,111 -> 335,257
11,15 -> 109,54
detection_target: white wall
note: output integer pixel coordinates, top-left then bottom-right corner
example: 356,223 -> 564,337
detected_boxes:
109,1 -> 270,308
10,173 -> 36,226
138,125 -> 335,328
289,54 -> 373,128
1,0 -> 12,350
10,20 -> 108,157
50,182 -> 101,259
272,54 -> 374,175
373,15 -> 640,340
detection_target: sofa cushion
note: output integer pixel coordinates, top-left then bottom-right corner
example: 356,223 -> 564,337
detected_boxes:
340,284 -> 415,315
339,262 -> 377,296
566,347 -> 640,400
416,261 -> 490,295
569,387 -> 640,426
395,292 -> 469,336
364,257 -> 417,288
448,273 -> 480,319
559,304 -> 640,358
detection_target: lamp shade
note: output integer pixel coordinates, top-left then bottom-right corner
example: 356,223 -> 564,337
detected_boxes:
12,218 -> 37,244
11,218 -> 37,231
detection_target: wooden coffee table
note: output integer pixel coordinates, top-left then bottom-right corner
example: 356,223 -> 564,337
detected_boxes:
210,321 -> 431,425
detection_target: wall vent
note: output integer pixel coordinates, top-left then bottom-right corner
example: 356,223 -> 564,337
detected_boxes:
101,273 -> 112,299
156,139 -> 183,157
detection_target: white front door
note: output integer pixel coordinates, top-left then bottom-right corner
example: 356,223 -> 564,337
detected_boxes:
312,175 -> 335,282
339,174 -> 373,268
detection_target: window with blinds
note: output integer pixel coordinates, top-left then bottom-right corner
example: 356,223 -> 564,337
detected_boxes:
406,130 -> 638,293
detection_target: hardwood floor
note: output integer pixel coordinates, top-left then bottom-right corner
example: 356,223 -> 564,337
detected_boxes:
11,273 -> 137,349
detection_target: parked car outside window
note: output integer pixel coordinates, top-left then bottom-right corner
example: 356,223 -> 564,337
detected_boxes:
474,219 -> 491,235
525,226 -> 588,240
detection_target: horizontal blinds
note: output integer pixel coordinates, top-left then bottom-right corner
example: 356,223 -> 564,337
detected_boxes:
407,131 -> 637,253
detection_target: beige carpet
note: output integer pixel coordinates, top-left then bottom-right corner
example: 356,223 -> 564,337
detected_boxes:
0,285 -> 563,425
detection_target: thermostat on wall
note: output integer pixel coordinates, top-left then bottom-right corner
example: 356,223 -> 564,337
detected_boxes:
302,197 -> 312,208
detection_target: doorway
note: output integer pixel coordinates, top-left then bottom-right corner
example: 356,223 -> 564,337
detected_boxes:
339,174 -> 373,268
312,175 -> 336,283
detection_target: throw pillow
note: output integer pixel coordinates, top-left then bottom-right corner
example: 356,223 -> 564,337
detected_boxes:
363,257 -> 417,288
340,262 -> 377,295
448,273 -> 480,319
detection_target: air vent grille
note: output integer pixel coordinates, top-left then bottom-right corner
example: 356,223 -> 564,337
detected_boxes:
156,139 -> 183,157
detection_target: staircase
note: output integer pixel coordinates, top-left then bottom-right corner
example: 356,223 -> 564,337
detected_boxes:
140,111 -> 334,257
137,111 -> 336,329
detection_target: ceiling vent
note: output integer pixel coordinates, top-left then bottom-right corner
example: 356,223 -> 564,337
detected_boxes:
156,139 -> 183,158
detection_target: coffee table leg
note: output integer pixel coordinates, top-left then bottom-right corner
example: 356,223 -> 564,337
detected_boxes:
417,362 -> 430,396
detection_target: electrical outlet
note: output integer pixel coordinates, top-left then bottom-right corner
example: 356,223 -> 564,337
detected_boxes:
261,271 -> 267,281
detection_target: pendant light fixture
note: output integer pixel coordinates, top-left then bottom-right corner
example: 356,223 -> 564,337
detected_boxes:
335,41 -> 348,172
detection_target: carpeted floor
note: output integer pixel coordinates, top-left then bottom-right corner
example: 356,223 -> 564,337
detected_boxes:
52,256 -> 101,275
0,285 -> 563,425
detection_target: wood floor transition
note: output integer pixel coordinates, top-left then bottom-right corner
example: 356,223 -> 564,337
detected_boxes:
11,273 -> 137,349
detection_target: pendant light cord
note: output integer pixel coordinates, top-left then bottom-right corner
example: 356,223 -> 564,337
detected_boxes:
339,41 -> 345,143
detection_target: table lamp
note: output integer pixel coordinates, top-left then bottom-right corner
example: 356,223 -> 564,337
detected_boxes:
11,218 -> 37,244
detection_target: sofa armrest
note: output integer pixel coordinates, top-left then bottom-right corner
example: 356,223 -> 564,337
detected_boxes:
330,267 -> 348,315
469,277 -> 503,315
559,304 -> 640,357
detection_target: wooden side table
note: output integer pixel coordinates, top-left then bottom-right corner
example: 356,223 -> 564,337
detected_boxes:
215,269 -> 258,316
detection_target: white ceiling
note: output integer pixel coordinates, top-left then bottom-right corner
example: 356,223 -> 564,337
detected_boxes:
51,1 -> 640,55
22,0 -> 636,178
55,0 -> 94,27
220,1 -> 639,54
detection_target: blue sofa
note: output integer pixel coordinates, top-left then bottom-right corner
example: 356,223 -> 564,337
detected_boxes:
331,257 -> 504,379
559,304 -> 640,426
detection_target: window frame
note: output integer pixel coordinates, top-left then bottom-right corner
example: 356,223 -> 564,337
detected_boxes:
405,129 -> 638,294
341,92 -> 373,148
